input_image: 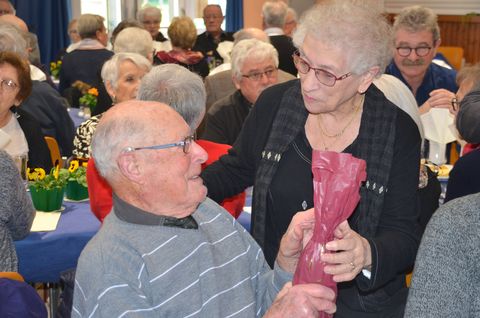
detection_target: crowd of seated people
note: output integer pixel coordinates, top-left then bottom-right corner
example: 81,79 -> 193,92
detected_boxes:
3,0 -> 480,316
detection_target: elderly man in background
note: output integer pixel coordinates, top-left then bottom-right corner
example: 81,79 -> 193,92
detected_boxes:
0,0 -> 14,15
193,4 -> 234,71
262,1 -> 296,76
202,39 -> 280,145
72,100 -> 337,317
284,7 -> 298,37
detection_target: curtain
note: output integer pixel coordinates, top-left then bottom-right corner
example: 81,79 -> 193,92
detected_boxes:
12,0 -> 71,66
226,0 -> 243,32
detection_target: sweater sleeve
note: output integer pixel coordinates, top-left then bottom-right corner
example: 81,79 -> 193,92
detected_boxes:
0,151 -> 35,241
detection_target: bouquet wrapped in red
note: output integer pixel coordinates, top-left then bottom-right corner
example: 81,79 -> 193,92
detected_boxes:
292,151 -> 366,316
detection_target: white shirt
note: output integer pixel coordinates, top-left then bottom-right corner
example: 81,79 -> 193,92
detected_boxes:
0,112 -> 29,158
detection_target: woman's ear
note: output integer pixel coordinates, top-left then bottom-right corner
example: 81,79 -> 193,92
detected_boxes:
105,80 -> 116,101
358,66 -> 380,93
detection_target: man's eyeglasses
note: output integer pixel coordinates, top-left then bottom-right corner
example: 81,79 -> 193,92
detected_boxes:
142,20 -> 160,25
0,79 -> 18,92
203,15 -> 222,20
396,46 -> 432,57
123,135 -> 195,154
242,68 -> 278,81
292,51 -> 352,87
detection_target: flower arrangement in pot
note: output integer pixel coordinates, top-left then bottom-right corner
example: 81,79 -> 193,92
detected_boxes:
65,159 -> 89,201
27,165 -> 69,212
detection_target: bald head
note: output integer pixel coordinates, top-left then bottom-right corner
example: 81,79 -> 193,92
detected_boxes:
0,14 -> 27,32
92,100 -> 188,182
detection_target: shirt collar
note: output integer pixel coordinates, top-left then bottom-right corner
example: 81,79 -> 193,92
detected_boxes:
113,194 -> 198,229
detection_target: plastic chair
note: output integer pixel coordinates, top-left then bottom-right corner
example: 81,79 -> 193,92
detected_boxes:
45,136 -> 63,167
436,46 -> 464,70
0,272 -> 24,282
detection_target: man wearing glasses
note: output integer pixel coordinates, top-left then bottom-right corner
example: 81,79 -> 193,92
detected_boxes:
72,100 -> 337,317
193,4 -> 233,71
386,5 -> 457,115
202,39 -> 279,145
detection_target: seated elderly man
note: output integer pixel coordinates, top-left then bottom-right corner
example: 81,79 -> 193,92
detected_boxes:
73,100 -> 336,317
201,39 -> 279,145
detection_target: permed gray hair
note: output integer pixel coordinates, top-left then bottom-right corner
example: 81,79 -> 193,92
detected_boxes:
262,1 -> 288,28
113,27 -> 153,58
136,6 -> 162,23
231,38 -> 279,81
393,5 -> 440,44
0,23 -> 27,59
77,14 -> 105,39
137,64 -> 206,130
101,52 -> 152,91
456,63 -> 480,87
292,0 -> 392,76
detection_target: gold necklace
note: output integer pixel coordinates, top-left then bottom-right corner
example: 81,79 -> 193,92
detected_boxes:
317,95 -> 364,150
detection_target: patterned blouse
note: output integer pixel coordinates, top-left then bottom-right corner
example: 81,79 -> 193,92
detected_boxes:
72,113 -> 104,159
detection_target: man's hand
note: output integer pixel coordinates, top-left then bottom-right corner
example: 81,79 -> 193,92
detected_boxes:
321,220 -> 372,282
419,88 -> 456,115
276,208 -> 315,273
264,282 -> 336,317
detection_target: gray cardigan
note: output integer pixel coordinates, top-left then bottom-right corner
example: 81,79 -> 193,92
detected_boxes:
404,193 -> 480,317
0,150 -> 35,271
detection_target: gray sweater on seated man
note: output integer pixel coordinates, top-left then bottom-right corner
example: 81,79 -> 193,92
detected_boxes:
72,196 -> 291,317
404,193 -> 480,317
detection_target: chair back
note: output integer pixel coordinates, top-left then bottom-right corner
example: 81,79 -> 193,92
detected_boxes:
437,46 -> 464,70
45,136 -> 63,167
0,272 -> 24,282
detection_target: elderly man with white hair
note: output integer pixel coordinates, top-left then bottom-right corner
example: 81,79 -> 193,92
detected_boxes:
202,39 -> 280,145
72,99 -> 337,317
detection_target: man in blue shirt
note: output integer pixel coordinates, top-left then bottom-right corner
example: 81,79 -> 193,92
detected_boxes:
386,5 -> 457,115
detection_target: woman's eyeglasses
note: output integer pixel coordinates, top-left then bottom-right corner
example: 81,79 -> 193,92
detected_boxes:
0,79 -> 18,92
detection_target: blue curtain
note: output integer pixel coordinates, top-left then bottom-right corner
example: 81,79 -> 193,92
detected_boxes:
226,0 -> 243,33
12,0 -> 71,66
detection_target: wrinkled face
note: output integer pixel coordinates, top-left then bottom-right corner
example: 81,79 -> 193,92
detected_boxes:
297,34 -> 368,114
393,28 -> 438,81
107,60 -> 149,103
203,6 -> 224,34
234,56 -> 278,104
142,15 -> 160,38
0,63 -> 20,120
141,114 -> 208,217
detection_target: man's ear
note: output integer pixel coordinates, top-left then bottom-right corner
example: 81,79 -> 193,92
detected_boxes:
358,66 -> 380,94
116,152 -> 145,185
232,76 -> 241,90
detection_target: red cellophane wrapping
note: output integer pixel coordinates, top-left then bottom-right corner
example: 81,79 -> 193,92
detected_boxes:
292,151 -> 366,317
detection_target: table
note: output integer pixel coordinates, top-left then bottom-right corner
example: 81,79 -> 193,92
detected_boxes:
15,200 -> 100,283
67,107 -> 85,128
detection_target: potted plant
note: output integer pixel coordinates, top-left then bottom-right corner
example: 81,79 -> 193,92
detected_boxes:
27,165 -> 69,212
65,159 -> 89,201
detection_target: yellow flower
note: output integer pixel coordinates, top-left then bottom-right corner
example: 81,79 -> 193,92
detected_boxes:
34,168 -> 46,180
54,164 -> 59,180
88,88 -> 99,96
69,160 -> 79,173
82,161 -> 88,168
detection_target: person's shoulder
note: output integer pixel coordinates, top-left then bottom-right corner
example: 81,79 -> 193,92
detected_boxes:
430,63 -> 457,83
430,192 -> 480,229
453,149 -> 480,168
209,92 -> 238,115
0,150 -> 15,171
196,198 -> 235,223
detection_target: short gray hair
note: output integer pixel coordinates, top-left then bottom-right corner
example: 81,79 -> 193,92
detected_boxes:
231,38 -> 279,80
393,5 -> 440,44
262,1 -> 288,28
286,7 -> 297,23
136,6 -> 161,22
101,52 -> 152,90
77,14 -> 105,39
456,63 -> 480,87
137,64 -> 206,130
0,22 -> 27,59
292,0 -> 392,76
233,28 -> 270,45
113,27 -> 153,58
92,103 -> 149,180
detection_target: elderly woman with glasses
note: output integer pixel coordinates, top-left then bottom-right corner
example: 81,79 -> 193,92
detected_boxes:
0,51 -> 51,170
202,1 -> 421,317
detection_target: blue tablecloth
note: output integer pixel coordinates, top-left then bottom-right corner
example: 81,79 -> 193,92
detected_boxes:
14,200 -> 100,283
68,107 -> 85,128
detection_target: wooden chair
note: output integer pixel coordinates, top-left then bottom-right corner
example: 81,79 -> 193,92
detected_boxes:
0,272 -> 24,282
437,46 -> 464,70
45,136 -> 63,167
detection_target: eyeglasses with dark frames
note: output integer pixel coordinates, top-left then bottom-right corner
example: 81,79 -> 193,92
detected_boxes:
123,135 -> 195,154
396,46 -> 432,57
292,51 -> 352,87
0,79 -> 18,92
242,68 -> 278,81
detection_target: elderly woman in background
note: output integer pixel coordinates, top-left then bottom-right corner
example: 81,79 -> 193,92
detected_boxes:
202,1 -> 421,316
0,150 -> 35,271
137,6 -> 167,43
59,14 -> 113,96
0,51 -> 51,170
154,16 -> 209,78
72,53 -> 151,159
